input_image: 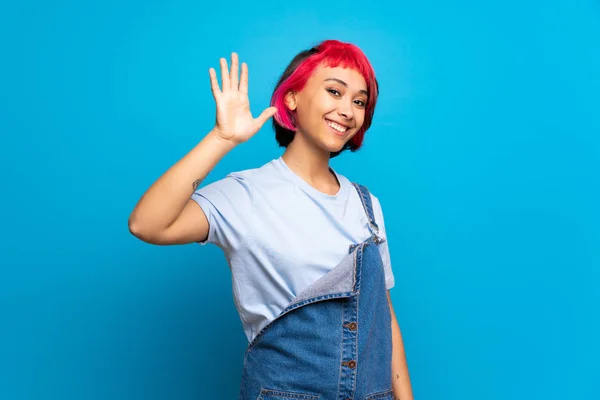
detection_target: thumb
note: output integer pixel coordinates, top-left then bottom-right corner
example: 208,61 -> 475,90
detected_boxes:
255,107 -> 278,128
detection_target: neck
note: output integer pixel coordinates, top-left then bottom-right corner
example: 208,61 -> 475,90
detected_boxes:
281,132 -> 340,192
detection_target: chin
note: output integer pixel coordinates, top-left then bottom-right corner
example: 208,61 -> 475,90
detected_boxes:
322,139 -> 348,153
308,130 -> 353,154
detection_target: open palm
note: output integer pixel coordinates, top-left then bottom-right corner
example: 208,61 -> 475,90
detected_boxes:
209,53 -> 277,145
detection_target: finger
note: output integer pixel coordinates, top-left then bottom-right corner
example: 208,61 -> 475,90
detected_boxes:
230,52 -> 239,90
220,57 -> 230,91
239,62 -> 248,94
255,107 -> 278,128
208,67 -> 221,97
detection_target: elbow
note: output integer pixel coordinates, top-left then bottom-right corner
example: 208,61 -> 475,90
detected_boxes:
128,216 -> 168,245
128,216 -> 144,239
128,216 -> 152,243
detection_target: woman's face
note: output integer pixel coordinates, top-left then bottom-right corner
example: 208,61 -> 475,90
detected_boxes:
286,64 -> 368,153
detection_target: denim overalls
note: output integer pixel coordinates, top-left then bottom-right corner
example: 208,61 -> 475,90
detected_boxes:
238,183 -> 393,400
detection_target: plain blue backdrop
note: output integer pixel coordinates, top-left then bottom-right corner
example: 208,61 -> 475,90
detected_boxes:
1,0 -> 599,399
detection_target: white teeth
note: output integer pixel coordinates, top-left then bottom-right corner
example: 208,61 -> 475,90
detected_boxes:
327,120 -> 348,132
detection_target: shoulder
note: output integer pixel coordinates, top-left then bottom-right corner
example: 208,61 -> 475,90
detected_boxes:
227,158 -> 280,183
346,180 -> 382,208
351,181 -> 386,220
369,191 -> 382,210
200,159 -> 276,193
229,158 -> 303,199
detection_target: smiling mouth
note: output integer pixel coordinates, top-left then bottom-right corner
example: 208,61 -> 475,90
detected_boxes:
325,119 -> 350,134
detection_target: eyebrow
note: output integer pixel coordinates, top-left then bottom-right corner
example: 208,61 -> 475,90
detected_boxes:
324,78 -> 369,97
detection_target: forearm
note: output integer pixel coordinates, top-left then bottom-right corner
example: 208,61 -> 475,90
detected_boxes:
128,129 -> 235,234
388,292 -> 414,400
391,319 -> 413,399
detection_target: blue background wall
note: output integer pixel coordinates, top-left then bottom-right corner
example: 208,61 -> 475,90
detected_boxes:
1,1 -> 598,399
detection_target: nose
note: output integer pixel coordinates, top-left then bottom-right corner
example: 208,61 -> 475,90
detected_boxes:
337,97 -> 354,121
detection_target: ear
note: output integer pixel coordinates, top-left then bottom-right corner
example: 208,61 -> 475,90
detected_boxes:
284,91 -> 297,111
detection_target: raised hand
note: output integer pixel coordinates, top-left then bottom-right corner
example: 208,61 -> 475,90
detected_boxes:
209,52 -> 277,145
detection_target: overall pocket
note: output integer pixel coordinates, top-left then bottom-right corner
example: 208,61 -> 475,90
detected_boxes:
256,388 -> 320,400
365,388 -> 393,400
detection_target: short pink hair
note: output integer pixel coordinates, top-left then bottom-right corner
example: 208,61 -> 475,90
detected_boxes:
270,40 -> 379,151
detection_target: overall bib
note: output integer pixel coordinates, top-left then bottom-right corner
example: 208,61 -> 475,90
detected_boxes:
238,183 -> 393,400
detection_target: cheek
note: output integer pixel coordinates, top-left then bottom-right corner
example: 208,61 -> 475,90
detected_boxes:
294,105 -> 322,133
299,95 -> 330,120
356,110 -> 366,127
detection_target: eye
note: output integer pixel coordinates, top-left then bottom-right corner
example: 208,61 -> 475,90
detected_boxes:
354,99 -> 366,108
326,88 -> 341,97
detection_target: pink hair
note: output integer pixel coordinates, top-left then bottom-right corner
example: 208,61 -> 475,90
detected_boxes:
270,40 -> 378,150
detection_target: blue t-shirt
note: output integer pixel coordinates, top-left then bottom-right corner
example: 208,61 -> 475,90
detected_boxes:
191,156 -> 395,343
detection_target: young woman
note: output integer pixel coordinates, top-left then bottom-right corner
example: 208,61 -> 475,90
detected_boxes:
129,39 -> 413,400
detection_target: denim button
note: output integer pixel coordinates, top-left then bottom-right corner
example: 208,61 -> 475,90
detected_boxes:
345,322 -> 357,330
348,360 -> 356,368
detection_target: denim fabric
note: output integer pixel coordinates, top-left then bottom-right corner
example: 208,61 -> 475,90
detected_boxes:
238,183 -> 393,400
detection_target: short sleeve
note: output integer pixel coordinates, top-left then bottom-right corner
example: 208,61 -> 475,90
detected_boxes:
370,194 -> 395,290
190,172 -> 254,251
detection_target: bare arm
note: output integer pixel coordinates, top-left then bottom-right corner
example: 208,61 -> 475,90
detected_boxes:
128,52 -> 277,245
388,290 -> 414,400
127,131 -> 235,244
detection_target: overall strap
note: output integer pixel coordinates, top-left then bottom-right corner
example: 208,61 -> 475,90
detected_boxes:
351,182 -> 380,236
